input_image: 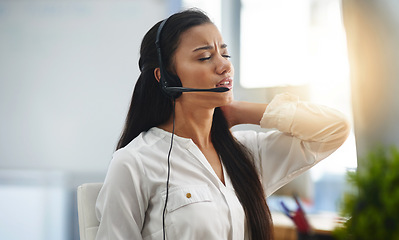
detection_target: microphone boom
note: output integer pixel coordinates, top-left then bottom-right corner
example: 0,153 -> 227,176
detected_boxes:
166,87 -> 230,93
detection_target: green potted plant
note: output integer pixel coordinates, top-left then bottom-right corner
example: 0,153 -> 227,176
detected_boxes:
334,146 -> 399,239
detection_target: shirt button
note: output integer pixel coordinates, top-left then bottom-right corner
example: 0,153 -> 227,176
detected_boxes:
186,193 -> 192,198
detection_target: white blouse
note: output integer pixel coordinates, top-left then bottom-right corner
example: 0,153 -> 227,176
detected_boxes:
95,93 -> 350,240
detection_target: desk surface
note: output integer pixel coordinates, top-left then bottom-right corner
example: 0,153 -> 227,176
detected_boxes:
272,212 -> 341,240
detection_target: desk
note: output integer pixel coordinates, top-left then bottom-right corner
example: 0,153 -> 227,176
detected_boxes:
273,212 -> 340,240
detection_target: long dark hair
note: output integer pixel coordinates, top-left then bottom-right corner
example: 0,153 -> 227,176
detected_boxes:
117,9 -> 273,240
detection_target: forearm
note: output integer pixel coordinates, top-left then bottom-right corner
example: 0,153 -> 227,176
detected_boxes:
260,92 -> 351,151
225,101 -> 268,126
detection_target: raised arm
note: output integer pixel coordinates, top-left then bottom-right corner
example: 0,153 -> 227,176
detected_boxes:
259,92 -> 351,153
231,92 -> 351,196
222,93 -> 350,152
220,101 -> 268,127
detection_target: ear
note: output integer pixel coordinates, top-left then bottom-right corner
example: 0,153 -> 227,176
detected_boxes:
154,68 -> 161,83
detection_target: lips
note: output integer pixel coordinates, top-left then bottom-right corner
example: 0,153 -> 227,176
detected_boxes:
216,78 -> 233,89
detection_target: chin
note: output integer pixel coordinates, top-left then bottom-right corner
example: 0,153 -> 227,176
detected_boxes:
225,89 -> 234,101
218,91 -> 234,106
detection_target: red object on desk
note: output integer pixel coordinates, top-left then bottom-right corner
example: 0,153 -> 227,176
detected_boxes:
280,195 -> 312,234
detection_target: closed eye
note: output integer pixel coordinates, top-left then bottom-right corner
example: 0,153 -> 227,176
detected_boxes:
199,55 -> 231,61
199,56 -> 211,61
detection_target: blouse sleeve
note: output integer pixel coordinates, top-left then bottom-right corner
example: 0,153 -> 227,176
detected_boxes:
233,93 -> 351,197
95,149 -> 148,240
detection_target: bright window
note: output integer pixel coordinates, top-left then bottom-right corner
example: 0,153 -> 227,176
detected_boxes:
241,0 -> 357,174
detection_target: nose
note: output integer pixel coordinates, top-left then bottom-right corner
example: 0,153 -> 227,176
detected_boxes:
215,55 -> 233,75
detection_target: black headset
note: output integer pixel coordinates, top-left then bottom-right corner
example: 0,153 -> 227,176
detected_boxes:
155,18 -> 230,99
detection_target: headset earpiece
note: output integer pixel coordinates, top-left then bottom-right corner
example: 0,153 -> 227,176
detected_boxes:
155,19 -> 183,99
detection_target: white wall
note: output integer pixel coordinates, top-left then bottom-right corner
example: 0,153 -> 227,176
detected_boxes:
0,0 -> 168,173
0,1 -> 170,239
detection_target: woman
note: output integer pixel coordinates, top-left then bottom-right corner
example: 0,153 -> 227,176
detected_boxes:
95,9 -> 350,240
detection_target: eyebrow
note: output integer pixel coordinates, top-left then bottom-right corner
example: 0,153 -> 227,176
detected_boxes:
193,43 -> 228,52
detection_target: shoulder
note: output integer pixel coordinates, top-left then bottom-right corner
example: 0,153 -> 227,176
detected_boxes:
118,127 -> 166,156
111,129 -> 158,163
110,127 -> 171,171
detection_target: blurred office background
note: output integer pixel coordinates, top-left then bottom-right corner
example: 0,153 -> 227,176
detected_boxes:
1,0 -> 399,239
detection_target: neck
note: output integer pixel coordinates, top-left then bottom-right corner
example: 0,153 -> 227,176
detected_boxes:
159,101 -> 215,148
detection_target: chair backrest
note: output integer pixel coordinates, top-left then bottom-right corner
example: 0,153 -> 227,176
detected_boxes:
77,183 -> 103,240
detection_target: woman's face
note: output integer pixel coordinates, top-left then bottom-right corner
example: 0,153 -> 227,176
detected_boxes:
172,23 -> 234,108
